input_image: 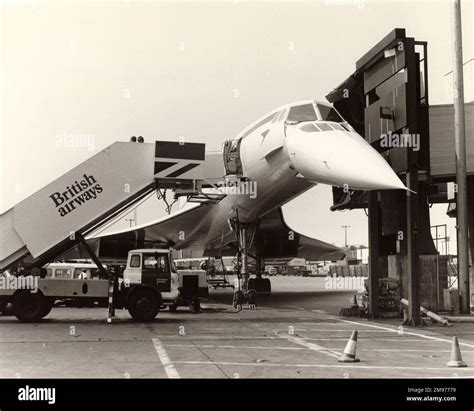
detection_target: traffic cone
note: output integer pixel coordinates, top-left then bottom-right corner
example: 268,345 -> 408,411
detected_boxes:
338,330 -> 360,362
447,337 -> 467,367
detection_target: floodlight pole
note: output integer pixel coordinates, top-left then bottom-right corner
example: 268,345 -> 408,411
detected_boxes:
452,0 -> 470,314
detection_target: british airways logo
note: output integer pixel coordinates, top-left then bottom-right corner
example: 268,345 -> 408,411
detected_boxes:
154,141 -> 205,179
49,174 -> 103,217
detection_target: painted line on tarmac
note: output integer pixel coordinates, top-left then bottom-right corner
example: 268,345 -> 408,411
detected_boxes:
158,344 -> 474,354
164,343 -> 306,350
170,360 -> 474,372
277,329 -> 399,333
303,338 -> 443,342
154,336 -> 281,341
326,348 -> 474,353
152,338 -> 180,379
281,306 -> 306,311
224,316 -> 343,360
246,321 -> 342,359
188,341 -> 230,378
338,319 -> 474,349
273,333 -> 342,359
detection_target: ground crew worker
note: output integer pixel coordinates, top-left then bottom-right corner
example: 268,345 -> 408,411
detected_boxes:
78,269 -> 89,280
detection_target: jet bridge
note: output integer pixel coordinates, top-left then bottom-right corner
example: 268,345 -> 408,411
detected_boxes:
327,27 -> 474,321
0,140 -> 221,272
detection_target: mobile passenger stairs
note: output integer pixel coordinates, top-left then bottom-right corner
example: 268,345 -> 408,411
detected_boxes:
0,140 -> 226,322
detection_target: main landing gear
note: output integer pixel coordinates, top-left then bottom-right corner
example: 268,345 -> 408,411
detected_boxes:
249,252 -> 271,294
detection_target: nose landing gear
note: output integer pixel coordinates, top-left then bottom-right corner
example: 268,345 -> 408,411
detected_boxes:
230,217 -> 262,311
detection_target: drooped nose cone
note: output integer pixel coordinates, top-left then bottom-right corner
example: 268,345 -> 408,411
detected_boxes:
285,125 -> 407,191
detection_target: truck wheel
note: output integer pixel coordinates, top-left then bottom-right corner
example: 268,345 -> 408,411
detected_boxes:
13,290 -> 46,323
189,298 -> 200,313
127,288 -> 160,322
0,299 -> 13,316
41,298 -> 55,318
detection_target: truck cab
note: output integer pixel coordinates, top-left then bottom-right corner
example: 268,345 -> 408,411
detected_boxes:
123,249 -> 178,294
119,249 -> 179,320
121,249 -> 206,319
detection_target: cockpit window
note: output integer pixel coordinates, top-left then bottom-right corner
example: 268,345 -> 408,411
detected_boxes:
317,103 -> 344,122
300,124 -> 320,133
330,123 -> 345,131
287,104 -> 317,122
317,123 -> 333,132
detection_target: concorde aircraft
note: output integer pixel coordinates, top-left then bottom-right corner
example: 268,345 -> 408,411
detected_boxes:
88,100 -> 406,303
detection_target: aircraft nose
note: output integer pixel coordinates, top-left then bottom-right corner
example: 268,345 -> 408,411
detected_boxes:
285,125 -> 406,191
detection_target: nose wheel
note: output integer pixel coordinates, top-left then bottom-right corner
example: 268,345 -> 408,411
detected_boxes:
232,289 -> 257,311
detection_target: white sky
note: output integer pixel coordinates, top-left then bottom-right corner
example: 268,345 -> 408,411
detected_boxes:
1,0 -> 472,249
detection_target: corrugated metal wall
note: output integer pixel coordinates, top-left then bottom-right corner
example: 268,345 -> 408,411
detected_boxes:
429,102 -> 474,177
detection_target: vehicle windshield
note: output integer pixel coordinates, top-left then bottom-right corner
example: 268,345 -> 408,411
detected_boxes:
317,103 -> 344,122
144,254 -> 169,271
287,104 -> 317,123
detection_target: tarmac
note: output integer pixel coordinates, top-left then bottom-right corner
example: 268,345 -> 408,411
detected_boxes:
1,276 -> 473,379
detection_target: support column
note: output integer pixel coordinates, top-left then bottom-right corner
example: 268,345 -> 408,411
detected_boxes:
404,171 -> 423,326
239,225 -> 249,292
368,191 -> 381,319
452,0 -> 470,314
